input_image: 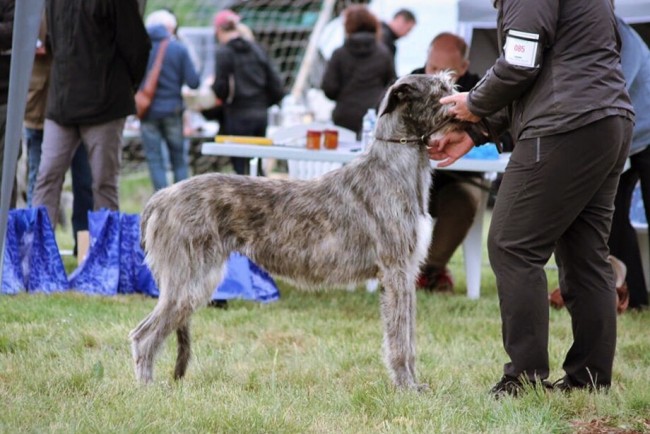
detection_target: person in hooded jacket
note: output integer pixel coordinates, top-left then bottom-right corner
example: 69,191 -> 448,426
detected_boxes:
140,10 -> 200,191
212,10 -> 285,176
321,5 -> 396,139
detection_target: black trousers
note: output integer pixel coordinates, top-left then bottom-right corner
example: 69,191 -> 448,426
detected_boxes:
608,145 -> 650,308
222,113 -> 267,176
488,116 -> 632,386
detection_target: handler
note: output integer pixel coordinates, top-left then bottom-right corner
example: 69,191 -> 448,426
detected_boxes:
429,0 -> 634,397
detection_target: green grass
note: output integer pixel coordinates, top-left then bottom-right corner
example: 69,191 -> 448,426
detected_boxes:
4,170 -> 648,433
1,271 -> 649,432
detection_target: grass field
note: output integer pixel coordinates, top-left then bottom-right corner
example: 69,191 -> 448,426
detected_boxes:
1,172 -> 649,433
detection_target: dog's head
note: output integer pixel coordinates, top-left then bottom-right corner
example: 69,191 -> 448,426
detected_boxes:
376,72 -> 461,144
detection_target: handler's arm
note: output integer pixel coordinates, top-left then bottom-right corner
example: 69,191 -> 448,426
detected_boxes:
467,0 -> 559,118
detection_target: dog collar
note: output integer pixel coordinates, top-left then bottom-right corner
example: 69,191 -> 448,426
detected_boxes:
375,135 -> 429,145
375,117 -> 454,146
375,125 -> 446,146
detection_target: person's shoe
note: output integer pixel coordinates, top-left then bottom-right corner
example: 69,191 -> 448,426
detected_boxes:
490,375 -> 554,399
417,267 -> 454,293
552,376 -> 610,393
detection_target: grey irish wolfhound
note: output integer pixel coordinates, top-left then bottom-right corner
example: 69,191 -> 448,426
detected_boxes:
130,73 -> 468,390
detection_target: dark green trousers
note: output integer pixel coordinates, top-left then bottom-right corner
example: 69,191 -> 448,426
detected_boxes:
488,115 -> 632,387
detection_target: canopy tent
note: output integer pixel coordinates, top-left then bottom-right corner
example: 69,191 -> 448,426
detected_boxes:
457,0 -> 650,76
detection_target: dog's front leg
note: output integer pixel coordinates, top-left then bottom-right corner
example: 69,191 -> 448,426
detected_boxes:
380,270 -> 428,391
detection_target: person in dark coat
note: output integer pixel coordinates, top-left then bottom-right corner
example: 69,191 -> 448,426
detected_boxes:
33,0 -> 150,228
24,13 -> 93,254
321,5 -> 396,138
212,9 -> 284,175
432,0 -> 634,396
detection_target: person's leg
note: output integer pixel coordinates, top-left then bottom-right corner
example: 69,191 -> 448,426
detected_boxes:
224,114 -> 267,175
140,119 -> 168,190
80,117 -> 125,211
607,167 -> 647,308
425,174 -> 482,267
25,127 -> 44,207
556,118 -> 630,388
488,141 -> 554,384
70,143 -> 94,252
488,116 -> 630,387
161,115 -> 189,184
33,119 -> 81,226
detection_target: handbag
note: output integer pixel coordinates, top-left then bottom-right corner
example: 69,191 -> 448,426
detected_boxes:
135,39 -> 170,119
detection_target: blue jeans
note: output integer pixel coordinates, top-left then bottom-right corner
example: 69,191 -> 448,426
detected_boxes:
140,115 -> 188,191
26,127 -> 93,248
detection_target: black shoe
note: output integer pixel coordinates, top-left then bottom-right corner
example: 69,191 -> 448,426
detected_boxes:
552,376 -> 610,393
209,299 -> 229,309
490,375 -> 553,399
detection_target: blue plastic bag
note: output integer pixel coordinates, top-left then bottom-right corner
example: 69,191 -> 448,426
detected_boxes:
211,252 -> 280,303
69,209 -> 121,295
1,207 -> 69,294
118,213 -> 158,297
69,210 -> 159,297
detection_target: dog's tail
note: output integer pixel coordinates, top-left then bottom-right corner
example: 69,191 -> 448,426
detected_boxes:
174,323 -> 191,380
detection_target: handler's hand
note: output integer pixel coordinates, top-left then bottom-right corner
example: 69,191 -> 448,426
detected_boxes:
428,131 -> 475,168
440,92 -> 480,123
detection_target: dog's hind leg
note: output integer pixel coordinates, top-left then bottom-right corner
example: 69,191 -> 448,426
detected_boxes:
380,268 -> 427,391
130,263 -> 225,384
174,320 -> 191,380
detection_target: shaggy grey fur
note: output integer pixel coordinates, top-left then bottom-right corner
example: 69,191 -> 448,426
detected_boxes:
130,73 -> 465,390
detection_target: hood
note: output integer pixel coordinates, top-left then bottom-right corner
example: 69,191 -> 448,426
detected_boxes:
226,37 -> 252,53
147,24 -> 170,42
344,32 -> 378,57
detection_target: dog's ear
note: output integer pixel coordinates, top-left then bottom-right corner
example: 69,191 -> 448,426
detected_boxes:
379,82 -> 416,117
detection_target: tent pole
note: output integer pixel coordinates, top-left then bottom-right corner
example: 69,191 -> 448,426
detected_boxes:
0,0 -> 45,284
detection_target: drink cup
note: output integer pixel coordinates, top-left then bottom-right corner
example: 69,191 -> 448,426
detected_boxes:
306,130 -> 322,150
324,129 -> 339,149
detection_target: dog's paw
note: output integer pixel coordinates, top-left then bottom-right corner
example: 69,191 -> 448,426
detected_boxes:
394,380 -> 430,392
